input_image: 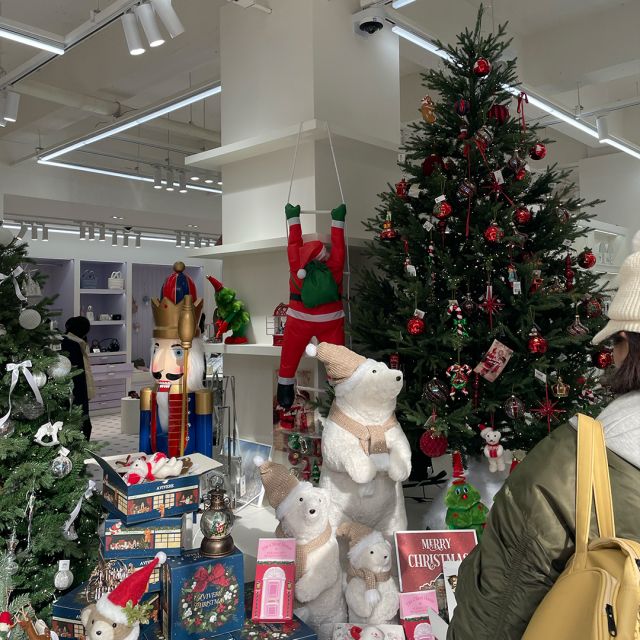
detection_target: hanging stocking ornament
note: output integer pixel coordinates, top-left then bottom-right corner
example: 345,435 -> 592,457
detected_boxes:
446,363 -> 472,399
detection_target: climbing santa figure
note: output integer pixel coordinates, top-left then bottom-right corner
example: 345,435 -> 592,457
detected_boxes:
277,203 -> 346,409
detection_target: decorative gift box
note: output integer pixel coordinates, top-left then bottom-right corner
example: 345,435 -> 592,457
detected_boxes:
399,591 -> 439,640
332,624 -> 405,640
101,516 -> 187,558
252,538 -> 296,623
92,451 -> 221,524
52,582 -> 160,640
161,547 -> 245,640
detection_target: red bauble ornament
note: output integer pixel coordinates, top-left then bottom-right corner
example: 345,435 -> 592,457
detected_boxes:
407,314 -> 425,336
483,221 -> 504,244
474,126 -> 494,149
584,296 -> 603,319
529,141 -> 547,160
557,207 -> 571,223
527,327 -> 549,355
593,348 -> 613,369
420,429 -> 448,458
395,178 -> 409,199
578,249 -> 597,269
454,98 -> 471,116
473,57 -> 492,76
433,199 -> 453,220
513,206 -> 532,225
487,103 -> 509,125
422,154 -> 443,177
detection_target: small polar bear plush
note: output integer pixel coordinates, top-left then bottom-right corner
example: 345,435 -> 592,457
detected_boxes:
260,462 -> 346,640
338,521 -> 399,625
307,343 -> 411,535
479,424 -> 505,473
122,452 -> 183,485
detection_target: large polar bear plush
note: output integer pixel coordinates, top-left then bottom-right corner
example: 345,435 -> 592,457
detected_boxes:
259,461 -> 346,640
307,342 -> 411,536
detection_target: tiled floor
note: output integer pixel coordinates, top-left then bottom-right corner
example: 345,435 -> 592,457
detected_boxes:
90,413 -> 138,456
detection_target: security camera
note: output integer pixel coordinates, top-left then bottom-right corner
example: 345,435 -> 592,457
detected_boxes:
353,8 -> 385,37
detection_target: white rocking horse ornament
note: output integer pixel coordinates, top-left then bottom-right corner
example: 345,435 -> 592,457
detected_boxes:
33,421 -> 63,447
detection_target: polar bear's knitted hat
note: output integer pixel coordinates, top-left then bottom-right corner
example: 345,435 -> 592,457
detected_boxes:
259,461 -> 312,520
337,521 -> 385,566
305,342 -> 369,388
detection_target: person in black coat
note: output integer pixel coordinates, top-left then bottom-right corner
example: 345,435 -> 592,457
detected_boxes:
61,316 -> 95,440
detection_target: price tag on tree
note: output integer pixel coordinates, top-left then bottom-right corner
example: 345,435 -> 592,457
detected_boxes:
534,369 -> 548,383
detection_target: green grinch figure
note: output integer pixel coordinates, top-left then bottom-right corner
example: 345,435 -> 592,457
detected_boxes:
207,276 -> 250,344
445,452 -> 489,537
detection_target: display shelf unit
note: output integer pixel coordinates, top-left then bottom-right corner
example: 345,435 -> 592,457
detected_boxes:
80,289 -> 126,295
91,320 -> 126,326
205,342 -> 290,357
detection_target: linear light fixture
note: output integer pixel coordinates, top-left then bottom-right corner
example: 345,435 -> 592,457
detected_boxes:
596,116 -> 640,160
0,22 -> 65,55
39,82 -> 222,162
391,25 -> 453,63
391,0 -> 416,8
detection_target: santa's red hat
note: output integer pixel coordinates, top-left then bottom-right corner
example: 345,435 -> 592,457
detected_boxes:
451,451 -> 466,485
96,552 -> 166,635
0,611 -> 12,629
296,241 -> 328,279
207,275 -> 224,293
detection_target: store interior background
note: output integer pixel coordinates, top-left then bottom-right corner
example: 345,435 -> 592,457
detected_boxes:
1,0 -> 638,544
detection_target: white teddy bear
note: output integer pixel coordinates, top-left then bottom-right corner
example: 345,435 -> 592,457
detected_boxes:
338,521 -> 399,625
479,424 -> 505,473
122,452 -> 184,485
260,461 -> 346,640
306,343 -> 412,535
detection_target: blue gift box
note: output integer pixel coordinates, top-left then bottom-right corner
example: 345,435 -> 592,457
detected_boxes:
101,516 -> 187,558
52,582 -> 160,640
161,548 -> 245,640
91,451 -> 221,524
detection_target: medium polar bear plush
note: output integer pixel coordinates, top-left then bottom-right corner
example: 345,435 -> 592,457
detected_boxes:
307,343 -> 411,535
260,462 -> 346,640
338,521 -> 399,624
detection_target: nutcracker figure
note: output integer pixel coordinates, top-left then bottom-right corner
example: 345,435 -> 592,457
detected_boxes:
139,262 -> 214,457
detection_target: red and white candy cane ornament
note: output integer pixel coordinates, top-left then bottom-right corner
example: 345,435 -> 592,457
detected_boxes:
446,363 -> 472,399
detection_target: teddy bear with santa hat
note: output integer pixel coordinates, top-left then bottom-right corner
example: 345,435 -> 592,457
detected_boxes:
479,423 -> 505,473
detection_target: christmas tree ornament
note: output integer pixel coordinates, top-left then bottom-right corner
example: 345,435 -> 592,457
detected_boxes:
389,353 -> 400,370
0,418 -> 14,438
422,377 -> 449,404
544,277 -> 565,295
0,324 -> 6,337
454,97 -> 471,116
0,225 -> 15,246
403,238 -> 417,277
287,432 -> 301,451
420,424 -> 448,458
474,339 -> 514,382
0,266 -> 27,302
15,397 -> 45,420
311,461 -> 321,484
51,447 -> 73,479
473,57 -> 492,76
54,559 -> 74,590
503,395 -> 525,419
447,302 -> 469,338
483,221 -> 504,243
507,149 -> 526,177
63,479 -> 96,541
420,95 -> 436,123
407,310 -> 426,336
551,377 -> 570,398
565,254 -> 575,291
422,153 -> 443,176
577,249 -> 597,269
584,296 -> 603,319
446,363 -> 472,399
200,484 -> 235,557
48,354 -> 72,378
527,327 -> 549,355
529,269 -> 544,294
287,450 -> 301,466
33,420 -> 63,446
487,103 -> 509,125
433,196 -> 453,220
18,307 -> 41,330
593,348 -> 614,369
529,141 -> 547,160
568,313 -> 589,336
32,371 -> 47,388
5,531 -> 18,575
474,125 -> 494,149
458,125 -> 469,140
445,452 -> 488,536
395,178 -> 409,199
460,295 -> 477,316
408,183 -> 422,198
513,206 -> 532,225
532,383 -> 566,432
456,178 -> 477,200
557,207 -> 571,223
480,284 -> 504,329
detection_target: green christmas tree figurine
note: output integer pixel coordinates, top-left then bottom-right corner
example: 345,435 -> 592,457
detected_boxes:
445,453 -> 488,537
207,276 -> 250,344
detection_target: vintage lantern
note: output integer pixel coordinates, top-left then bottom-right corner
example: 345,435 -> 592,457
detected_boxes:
200,484 -> 235,557
266,303 -> 289,346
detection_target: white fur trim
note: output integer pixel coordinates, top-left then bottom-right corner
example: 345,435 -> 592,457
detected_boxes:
305,344 -> 318,357
95,594 -> 129,626
297,268 -> 307,279
287,217 -> 301,227
347,531 -> 386,566
365,589 -> 381,607
155,551 -> 166,565
121,627 -> 140,640
317,246 -> 328,261
275,481 -> 313,521
633,230 -> 640,253
334,359 -> 376,391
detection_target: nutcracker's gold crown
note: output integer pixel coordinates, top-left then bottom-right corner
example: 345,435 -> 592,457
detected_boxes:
152,295 -> 203,339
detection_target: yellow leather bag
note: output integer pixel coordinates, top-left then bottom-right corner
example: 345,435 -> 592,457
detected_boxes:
523,414 -> 640,640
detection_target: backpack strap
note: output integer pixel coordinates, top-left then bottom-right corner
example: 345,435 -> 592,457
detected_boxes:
591,415 -> 615,539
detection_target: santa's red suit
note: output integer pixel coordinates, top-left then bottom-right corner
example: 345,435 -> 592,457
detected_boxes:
277,203 -> 346,408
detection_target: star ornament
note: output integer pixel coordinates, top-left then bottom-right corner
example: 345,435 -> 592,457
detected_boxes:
480,285 -> 504,329
532,384 -> 566,432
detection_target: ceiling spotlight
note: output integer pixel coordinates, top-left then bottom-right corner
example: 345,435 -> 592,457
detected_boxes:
3,91 -> 19,122
31,222 -> 38,240
123,232 -> 130,247
150,0 -> 185,38
134,2 -> 165,47
88,223 -> 96,241
154,167 -> 162,189
190,175 -> 200,182
112,230 -> 118,246
204,178 -> 214,184
218,181 -> 223,186
42,224 -> 49,241
135,232 -> 142,248
175,231 -> 181,247
165,169 -> 175,191
99,223 -> 106,241
179,171 -> 188,193
121,11 -> 146,56
79,222 -> 86,240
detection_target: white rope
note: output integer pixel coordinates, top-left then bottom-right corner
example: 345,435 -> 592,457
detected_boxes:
326,123 -> 345,204
287,122 -> 304,209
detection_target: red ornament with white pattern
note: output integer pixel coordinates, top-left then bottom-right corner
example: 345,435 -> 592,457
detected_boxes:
433,199 -> 453,220
529,141 -> 547,160
407,313 -> 425,336
578,249 -> 597,269
473,57 -> 492,76
395,178 -> 409,199
593,348 -> 613,369
527,327 -> 549,355
513,206 -> 532,225
483,222 -> 505,244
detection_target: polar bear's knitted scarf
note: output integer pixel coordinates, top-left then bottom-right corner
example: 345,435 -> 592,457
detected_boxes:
276,523 -> 332,580
328,404 -> 397,455
346,564 -> 392,592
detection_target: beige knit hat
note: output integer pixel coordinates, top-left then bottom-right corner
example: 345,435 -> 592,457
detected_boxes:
259,461 -> 311,520
593,231 -> 640,344
305,342 -> 368,386
337,521 -> 385,565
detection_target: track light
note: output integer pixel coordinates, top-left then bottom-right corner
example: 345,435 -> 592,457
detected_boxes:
88,223 -> 96,241
150,0 -> 184,38
79,222 -> 86,240
175,232 -> 181,247
121,12 -> 145,56
98,223 -> 106,241
135,232 -> 142,248
42,224 -> 49,241
31,222 -> 38,240
112,230 -> 118,246
123,232 -> 130,247
183,232 -> 190,247
154,167 -> 162,189
3,91 -> 19,122
134,2 -> 165,48
179,171 -> 188,193
194,233 -> 201,248
165,169 -> 175,191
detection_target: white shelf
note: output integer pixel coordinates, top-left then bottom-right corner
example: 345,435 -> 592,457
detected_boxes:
80,288 -> 126,294
186,118 -> 398,170
91,320 -> 126,326
191,233 -> 367,259
89,350 -> 127,357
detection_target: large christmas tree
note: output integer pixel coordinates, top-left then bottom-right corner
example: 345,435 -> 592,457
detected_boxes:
0,229 -> 100,616
351,10 -> 608,467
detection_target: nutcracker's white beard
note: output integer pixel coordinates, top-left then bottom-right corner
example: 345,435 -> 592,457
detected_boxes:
154,337 -> 205,434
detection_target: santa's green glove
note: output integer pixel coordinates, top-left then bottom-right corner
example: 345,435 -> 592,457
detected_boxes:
285,204 -> 301,220
331,204 -> 347,222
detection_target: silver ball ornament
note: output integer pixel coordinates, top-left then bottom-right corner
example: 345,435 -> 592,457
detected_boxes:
48,355 -> 72,379
51,450 -> 73,479
15,397 -> 45,420
54,568 -> 74,590
0,419 -> 15,438
0,226 -> 14,246
33,371 -> 48,388
18,308 -> 42,330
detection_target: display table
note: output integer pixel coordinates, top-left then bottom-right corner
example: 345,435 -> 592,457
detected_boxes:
121,397 -> 140,434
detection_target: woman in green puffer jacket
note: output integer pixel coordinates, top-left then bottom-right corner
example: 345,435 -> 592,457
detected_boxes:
449,241 -> 640,640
